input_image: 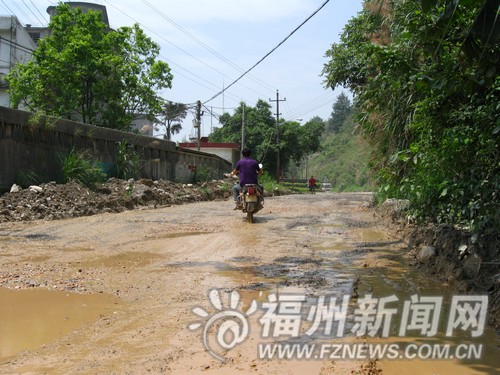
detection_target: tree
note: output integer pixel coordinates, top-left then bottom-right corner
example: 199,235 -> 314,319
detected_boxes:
7,3 -> 173,130
322,0 -> 499,231
210,99 -> 276,165
327,92 -> 352,133
156,101 -> 187,140
209,100 -> 324,177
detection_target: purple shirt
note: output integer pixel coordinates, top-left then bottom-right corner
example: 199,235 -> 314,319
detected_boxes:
235,157 -> 260,186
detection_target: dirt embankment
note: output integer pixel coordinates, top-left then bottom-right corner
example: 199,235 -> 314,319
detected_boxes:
377,200 -> 500,330
0,178 -> 236,222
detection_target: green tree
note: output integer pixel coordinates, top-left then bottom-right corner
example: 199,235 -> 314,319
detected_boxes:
209,100 -> 323,177
327,92 -> 352,133
322,0 -> 499,231
7,3 -> 173,130
156,101 -> 187,140
210,99 -> 276,166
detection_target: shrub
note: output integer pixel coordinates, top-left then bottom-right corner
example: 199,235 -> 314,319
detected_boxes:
59,149 -> 106,188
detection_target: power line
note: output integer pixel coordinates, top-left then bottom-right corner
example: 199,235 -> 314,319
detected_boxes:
5,0 -> 33,25
103,0 -> 270,109
140,0 -> 275,93
21,0 -> 46,26
102,1 -> 257,100
0,36 -> 35,54
0,0 -> 15,16
28,0 -> 49,24
203,0 -> 331,105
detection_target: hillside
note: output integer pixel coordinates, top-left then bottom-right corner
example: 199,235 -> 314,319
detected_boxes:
307,118 -> 374,191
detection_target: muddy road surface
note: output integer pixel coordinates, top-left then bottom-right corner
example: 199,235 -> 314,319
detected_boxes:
0,193 -> 498,374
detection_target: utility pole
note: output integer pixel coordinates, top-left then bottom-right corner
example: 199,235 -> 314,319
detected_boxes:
241,104 -> 245,150
269,90 -> 286,183
196,100 -> 201,151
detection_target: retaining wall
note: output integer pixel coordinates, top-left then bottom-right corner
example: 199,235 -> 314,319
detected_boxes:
0,107 -> 230,191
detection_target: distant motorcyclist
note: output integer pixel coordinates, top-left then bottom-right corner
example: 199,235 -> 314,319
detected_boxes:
230,148 -> 261,209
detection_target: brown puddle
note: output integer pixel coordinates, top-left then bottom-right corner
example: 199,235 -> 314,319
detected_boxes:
80,251 -> 162,268
148,231 -> 211,240
354,228 -> 390,243
216,266 -> 307,311
0,287 -> 120,359
355,256 -> 500,374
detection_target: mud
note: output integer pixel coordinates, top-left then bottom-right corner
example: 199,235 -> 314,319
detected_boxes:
0,192 -> 498,374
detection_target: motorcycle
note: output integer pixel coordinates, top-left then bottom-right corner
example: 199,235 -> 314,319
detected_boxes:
224,164 -> 264,223
237,184 -> 264,223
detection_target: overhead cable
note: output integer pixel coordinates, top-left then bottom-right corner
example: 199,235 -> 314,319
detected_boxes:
203,0 -> 331,104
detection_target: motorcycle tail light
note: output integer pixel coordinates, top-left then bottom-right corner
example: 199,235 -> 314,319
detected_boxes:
247,187 -> 255,195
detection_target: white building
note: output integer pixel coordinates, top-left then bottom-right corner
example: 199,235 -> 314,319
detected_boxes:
0,16 -> 37,109
179,137 -> 241,166
0,3 -> 155,137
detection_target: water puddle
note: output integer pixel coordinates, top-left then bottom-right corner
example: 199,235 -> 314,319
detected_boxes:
81,251 -> 162,268
22,255 -> 51,263
313,238 -> 352,251
354,253 -> 500,374
151,231 -> 211,240
63,246 -> 95,253
0,287 -> 120,359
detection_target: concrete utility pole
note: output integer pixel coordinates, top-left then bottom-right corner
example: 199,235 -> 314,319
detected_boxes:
269,90 -> 286,183
241,104 -> 245,150
196,100 -> 201,151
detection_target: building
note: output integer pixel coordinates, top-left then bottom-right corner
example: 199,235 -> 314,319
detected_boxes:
24,2 -> 110,47
179,137 -> 241,166
0,2 -> 155,137
46,2 -> 110,26
130,114 -> 154,137
0,16 -> 37,109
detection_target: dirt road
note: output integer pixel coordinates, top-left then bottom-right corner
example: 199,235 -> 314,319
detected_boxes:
0,193 -> 498,374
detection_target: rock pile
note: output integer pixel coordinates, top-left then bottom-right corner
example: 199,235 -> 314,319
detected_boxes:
0,178 -> 233,222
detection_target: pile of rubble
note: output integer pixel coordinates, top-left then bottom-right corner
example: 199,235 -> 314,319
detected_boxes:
0,178 -> 233,222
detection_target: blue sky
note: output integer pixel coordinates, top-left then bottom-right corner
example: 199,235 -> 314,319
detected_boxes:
1,0 -> 364,141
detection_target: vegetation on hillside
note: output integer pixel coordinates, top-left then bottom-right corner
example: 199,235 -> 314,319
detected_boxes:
304,93 -> 374,192
322,0 -> 499,232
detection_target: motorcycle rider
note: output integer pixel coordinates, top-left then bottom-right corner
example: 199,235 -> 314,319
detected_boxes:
230,148 -> 262,210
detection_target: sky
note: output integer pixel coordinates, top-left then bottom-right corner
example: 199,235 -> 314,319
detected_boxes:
0,0 -> 364,142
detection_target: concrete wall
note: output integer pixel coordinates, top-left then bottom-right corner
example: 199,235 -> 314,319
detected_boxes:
0,107 -> 230,191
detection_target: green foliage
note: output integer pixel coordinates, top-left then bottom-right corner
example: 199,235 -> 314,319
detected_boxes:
308,114 -> 374,192
210,99 -> 276,169
59,149 -> 106,188
156,101 -> 187,140
193,165 -> 217,184
209,100 -> 324,179
113,140 -> 142,180
197,186 -> 214,200
15,169 -> 42,188
322,0 -> 499,232
327,92 -> 352,133
6,3 -> 173,130
27,111 -> 58,130
259,172 -> 280,193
